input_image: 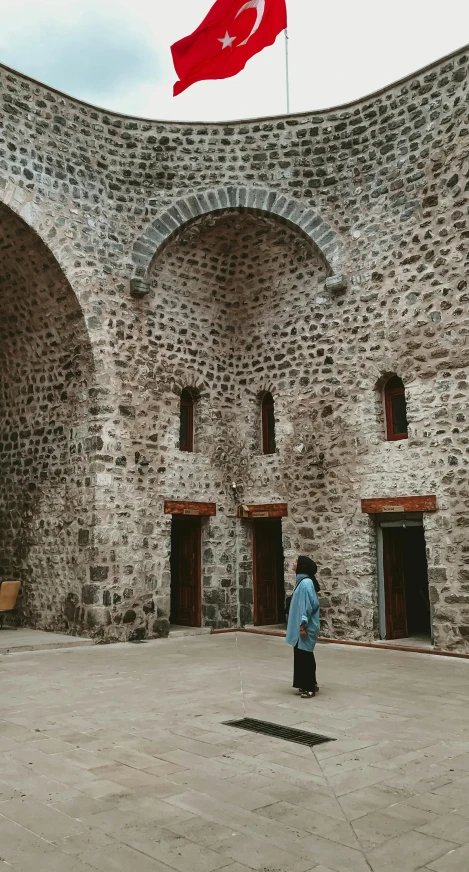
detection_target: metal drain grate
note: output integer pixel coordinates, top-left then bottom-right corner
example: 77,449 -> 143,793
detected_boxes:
223,717 -> 335,747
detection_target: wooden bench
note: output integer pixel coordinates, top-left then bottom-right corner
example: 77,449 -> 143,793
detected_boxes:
0,581 -> 21,628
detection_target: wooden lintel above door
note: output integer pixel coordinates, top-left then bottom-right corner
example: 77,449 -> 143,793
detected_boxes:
164,500 -> 216,516
361,495 -> 437,514
237,503 -> 288,519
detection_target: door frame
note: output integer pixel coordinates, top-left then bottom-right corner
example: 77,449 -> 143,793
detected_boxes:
170,515 -> 202,627
252,518 -> 284,626
252,519 -> 262,626
376,517 -> 431,640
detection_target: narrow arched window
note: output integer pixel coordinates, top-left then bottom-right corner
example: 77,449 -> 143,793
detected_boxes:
262,393 -> 276,455
384,376 -> 408,441
179,389 -> 194,452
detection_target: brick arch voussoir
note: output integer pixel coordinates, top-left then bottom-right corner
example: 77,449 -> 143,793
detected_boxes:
245,382 -> 277,401
131,187 -> 347,295
170,374 -> 210,400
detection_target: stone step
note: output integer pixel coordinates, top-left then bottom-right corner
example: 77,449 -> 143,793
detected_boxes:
0,629 -> 94,655
244,624 -> 287,636
168,625 -> 212,638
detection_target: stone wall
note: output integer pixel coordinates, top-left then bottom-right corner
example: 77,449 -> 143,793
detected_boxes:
0,46 -> 467,649
0,205 -> 95,630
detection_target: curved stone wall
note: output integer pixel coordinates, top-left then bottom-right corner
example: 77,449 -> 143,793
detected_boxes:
0,204 -> 95,631
0,45 -> 468,648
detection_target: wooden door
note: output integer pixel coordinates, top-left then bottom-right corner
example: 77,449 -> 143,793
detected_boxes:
383,527 -> 408,639
170,516 -> 201,627
253,520 -> 283,626
403,527 -> 431,636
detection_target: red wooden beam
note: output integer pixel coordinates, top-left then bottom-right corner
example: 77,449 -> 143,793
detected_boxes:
361,495 -> 437,514
237,503 -> 288,519
164,500 -> 216,516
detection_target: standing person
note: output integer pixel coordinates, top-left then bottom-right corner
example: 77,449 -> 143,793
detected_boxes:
286,556 -> 320,699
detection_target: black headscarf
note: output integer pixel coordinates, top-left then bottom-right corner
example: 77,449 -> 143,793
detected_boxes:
296,555 -> 320,593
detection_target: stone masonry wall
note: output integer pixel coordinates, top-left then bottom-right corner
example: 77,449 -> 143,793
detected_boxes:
0,205 -> 95,631
0,46 -> 468,648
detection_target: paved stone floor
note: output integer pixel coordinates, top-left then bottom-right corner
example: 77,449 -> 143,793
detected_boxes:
1,633 -> 469,872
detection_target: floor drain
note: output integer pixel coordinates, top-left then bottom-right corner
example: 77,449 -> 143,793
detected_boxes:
223,717 -> 335,747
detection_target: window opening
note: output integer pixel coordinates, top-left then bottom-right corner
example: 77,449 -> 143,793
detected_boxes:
261,393 -> 276,455
384,376 -> 408,441
179,389 -> 194,452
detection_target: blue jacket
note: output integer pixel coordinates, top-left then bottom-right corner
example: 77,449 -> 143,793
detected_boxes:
286,573 -> 320,652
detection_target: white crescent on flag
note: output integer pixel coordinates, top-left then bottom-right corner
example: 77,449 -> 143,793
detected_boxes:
235,0 -> 266,46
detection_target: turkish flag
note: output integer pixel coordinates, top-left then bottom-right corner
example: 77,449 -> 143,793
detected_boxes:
171,0 -> 287,96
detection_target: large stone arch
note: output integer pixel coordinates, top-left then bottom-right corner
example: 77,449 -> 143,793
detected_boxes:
0,199 -> 96,634
0,179 -> 90,293
129,204 -> 332,629
131,186 -> 347,293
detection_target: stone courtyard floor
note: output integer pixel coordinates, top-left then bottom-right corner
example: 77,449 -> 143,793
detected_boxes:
1,634 -> 469,872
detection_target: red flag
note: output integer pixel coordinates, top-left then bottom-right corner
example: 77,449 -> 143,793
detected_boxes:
171,0 -> 287,96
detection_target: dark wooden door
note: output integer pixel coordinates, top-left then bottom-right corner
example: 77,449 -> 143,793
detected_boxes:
403,527 -> 431,636
170,517 -> 201,627
383,527 -> 408,639
253,520 -> 284,625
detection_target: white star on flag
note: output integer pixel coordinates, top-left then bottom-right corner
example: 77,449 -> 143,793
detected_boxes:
218,31 -> 236,49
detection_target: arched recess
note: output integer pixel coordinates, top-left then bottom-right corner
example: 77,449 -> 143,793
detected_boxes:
130,186 -> 347,293
0,201 -> 97,633
138,202 -> 331,628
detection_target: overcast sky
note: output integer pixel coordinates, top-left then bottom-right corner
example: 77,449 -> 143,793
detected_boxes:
0,0 -> 467,121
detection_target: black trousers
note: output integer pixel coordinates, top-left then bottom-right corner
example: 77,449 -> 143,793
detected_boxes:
293,644 -> 317,692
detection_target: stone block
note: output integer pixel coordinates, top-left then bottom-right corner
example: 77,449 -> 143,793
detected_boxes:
122,609 -> 137,623
82,584 -> 101,605
130,277 -> 151,297
325,274 -> 347,292
90,566 -> 109,582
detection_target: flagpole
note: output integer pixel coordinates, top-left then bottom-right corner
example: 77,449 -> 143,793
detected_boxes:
284,28 -> 290,114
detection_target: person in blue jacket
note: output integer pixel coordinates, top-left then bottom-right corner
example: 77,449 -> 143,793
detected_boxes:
286,555 -> 320,698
